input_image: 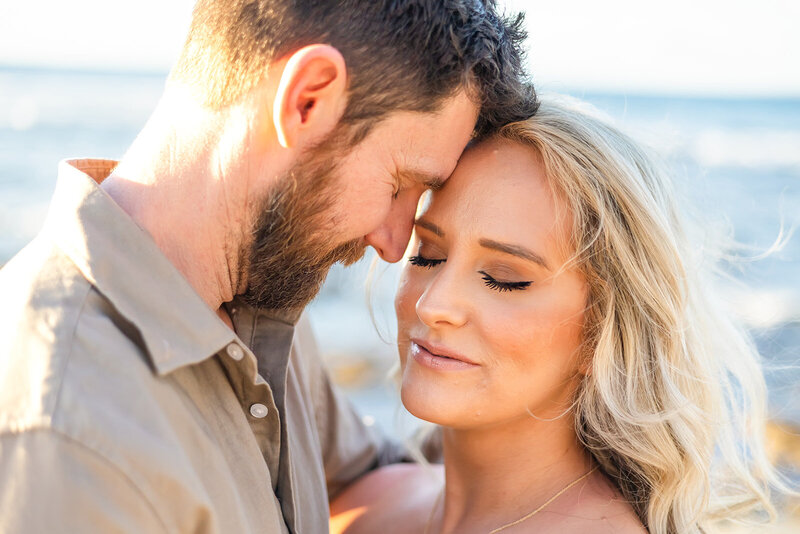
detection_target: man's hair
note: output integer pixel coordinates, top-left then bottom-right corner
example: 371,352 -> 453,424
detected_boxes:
170,0 -> 537,138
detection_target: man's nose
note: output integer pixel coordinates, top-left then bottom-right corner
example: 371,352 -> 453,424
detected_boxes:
364,189 -> 421,263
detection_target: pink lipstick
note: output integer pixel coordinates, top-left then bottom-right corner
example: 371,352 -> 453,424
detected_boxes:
410,339 -> 479,371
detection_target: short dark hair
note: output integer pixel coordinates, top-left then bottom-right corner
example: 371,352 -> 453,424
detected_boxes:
171,0 -> 537,138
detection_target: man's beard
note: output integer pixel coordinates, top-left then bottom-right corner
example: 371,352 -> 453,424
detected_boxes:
240,135 -> 366,311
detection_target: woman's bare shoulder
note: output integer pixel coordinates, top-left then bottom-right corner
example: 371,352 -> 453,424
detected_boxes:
330,463 -> 442,534
554,498 -> 648,534
553,507 -> 647,534
493,471 -> 647,534
534,473 -> 647,534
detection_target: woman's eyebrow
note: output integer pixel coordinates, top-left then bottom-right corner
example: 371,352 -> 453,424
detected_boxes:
414,218 -> 444,237
479,238 -> 550,270
414,221 -> 550,270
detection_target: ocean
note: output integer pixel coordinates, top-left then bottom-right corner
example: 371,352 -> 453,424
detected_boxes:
1,66 -> 799,433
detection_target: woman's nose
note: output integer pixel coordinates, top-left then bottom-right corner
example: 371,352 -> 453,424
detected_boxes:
415,265 -> 468,328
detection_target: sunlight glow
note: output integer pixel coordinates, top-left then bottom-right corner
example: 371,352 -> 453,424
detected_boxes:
329,506 -> 368,534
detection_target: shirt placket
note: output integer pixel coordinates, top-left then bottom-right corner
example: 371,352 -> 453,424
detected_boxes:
249,317 -> 298,533
216,338 -> 283,490
226,301 -> 301,533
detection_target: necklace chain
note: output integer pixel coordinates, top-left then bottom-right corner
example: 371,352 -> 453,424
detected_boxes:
423,465 -> 599,534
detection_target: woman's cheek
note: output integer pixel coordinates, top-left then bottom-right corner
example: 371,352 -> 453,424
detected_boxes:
395,270 -> 423,318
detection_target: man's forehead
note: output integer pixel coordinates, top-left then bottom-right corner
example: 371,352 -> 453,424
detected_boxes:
390,91 -> 479,136
394,137 -> 469,191
389,92 -> 479,187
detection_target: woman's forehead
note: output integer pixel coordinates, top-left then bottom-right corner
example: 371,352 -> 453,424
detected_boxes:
420,138 -> 574,264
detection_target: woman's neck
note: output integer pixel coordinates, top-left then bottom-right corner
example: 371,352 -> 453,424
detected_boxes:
435,415 -> 592,534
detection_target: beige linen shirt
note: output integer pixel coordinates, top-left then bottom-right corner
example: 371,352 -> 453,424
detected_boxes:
0,159 -> 404,533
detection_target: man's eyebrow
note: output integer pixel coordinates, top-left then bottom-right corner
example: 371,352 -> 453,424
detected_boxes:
479,239 -> 550,270
414,218 -> 445,237
403,169 -> 446,191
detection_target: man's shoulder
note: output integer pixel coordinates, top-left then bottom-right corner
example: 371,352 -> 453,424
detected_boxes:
1,238 -> 89,429
0,235 -> 91,322
0,237 -> 155,438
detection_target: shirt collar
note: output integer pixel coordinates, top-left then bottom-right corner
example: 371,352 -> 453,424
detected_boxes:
43,158 -> 239,375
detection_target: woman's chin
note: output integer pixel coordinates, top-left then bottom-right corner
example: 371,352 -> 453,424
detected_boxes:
399,373 -> 469,427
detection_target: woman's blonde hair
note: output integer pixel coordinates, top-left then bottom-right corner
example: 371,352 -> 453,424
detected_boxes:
497,97 -> 786,534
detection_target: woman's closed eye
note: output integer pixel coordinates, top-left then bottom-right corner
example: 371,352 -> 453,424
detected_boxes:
409,255 -> 532,292
408,254 -> 445,268
479,271 -> 532,292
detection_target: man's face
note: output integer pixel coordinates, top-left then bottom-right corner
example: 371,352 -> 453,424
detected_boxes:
326,91 -> 480,263
243,90 -> 479,311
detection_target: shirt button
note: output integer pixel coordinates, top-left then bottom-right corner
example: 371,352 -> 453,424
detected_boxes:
226,343 -> 244,361
249,403 -> 269,419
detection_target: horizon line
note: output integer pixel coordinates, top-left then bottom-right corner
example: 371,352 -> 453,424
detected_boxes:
3,62 -> 800,102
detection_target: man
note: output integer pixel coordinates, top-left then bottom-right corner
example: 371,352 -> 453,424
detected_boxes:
0,1 -> 535,532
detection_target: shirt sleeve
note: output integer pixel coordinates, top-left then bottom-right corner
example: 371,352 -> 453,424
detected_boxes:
0,430 -> 168,534
293,315 -> 414,500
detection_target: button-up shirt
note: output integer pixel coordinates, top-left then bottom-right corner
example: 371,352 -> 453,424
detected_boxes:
0,159 -> 406,533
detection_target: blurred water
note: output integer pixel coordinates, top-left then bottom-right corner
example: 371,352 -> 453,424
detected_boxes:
1,66 -> 798,432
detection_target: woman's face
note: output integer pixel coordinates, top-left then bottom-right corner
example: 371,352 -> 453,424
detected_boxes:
395,137 -> 589,430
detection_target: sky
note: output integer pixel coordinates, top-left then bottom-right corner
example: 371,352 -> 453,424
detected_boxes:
1,0 -> 799,97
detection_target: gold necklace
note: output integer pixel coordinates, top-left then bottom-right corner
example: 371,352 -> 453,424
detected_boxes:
424,465 -> 599,534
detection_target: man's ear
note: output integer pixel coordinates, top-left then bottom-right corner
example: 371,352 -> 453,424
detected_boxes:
273,44 -> 347,149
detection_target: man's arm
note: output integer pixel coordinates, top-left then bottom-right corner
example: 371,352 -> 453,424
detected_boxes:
0,430 -> 168,533
293,315 -> 414,500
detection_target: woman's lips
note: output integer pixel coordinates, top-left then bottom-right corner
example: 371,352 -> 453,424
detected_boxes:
410,340 -> 480,371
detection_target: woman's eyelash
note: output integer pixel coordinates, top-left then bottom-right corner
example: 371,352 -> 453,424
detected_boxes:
479,271 -> 532,292
408,257 -> 532,292
408,255 -> 445,268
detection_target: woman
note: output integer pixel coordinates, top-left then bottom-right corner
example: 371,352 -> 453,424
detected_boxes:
330,98 -> 782,534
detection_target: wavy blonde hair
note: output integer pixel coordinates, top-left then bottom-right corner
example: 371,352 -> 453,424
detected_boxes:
497,97 -> 785,534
